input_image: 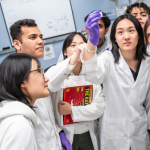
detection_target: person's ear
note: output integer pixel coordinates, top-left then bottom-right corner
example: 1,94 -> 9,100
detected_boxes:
13,40 -> 22,53
63,50 -> 67,57
104,28 -> 109,35
85,27 -> 89,35
21,81 -> 26,89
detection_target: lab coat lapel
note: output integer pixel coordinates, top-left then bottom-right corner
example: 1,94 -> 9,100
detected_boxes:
118,50 -> 134,82
136,56 -> 150,84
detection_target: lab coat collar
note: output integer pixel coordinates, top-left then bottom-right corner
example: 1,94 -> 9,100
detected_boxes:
118,49 -> 150,83
136,54 -> 150,84
118,50 -> 134,82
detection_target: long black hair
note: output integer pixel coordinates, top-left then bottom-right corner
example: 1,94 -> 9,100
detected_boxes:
62,32 -> 87,59
0,53 -> 40,109
110,14 -> 148,63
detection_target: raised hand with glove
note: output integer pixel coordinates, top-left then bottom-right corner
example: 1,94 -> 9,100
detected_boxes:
59,132 -> 72,150
82,11 -> 101,61
85,11 -> 101,46
69,11 -> 101,64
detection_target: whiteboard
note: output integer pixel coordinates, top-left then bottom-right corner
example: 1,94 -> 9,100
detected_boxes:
1,0 -> 76,45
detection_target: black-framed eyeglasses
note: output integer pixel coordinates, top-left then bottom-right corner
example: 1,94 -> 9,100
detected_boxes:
30,68 -> 44,77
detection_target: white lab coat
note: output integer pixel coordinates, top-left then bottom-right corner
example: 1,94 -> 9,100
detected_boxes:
34,96 -> 62,150
147,44 -> 150,53
50,74 -> 105,150
81,49 -> 150,150
0,100 -> 38,150
34,57 -> 76,150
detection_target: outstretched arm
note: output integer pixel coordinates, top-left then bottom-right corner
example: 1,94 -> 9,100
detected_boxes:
68,11 -> 101,66
84,11 -> 101,61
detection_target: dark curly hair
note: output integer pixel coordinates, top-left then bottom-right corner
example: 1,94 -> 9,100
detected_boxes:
125,2 -> 150,15
10,19 -> 37,43
84,11 -> 111,29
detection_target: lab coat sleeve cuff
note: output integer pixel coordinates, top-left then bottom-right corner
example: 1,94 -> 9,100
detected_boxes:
80,49 -> 97,72
66,57 -> 77,71
71,106 -> 79,122
80,49 -> 97,64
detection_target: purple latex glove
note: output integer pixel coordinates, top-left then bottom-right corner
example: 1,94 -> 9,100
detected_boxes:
60,133 -> 72,150
85,11 -> 101,45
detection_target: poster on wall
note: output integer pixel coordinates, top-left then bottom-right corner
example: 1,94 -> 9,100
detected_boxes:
44,44 -> 55,60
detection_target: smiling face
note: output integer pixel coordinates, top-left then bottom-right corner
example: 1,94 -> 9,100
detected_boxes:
21,59 -> 49,105
115,19 -> 139,53
63,34 -> 85,58
14,26 -> 44,58
131,7 -> 148,30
